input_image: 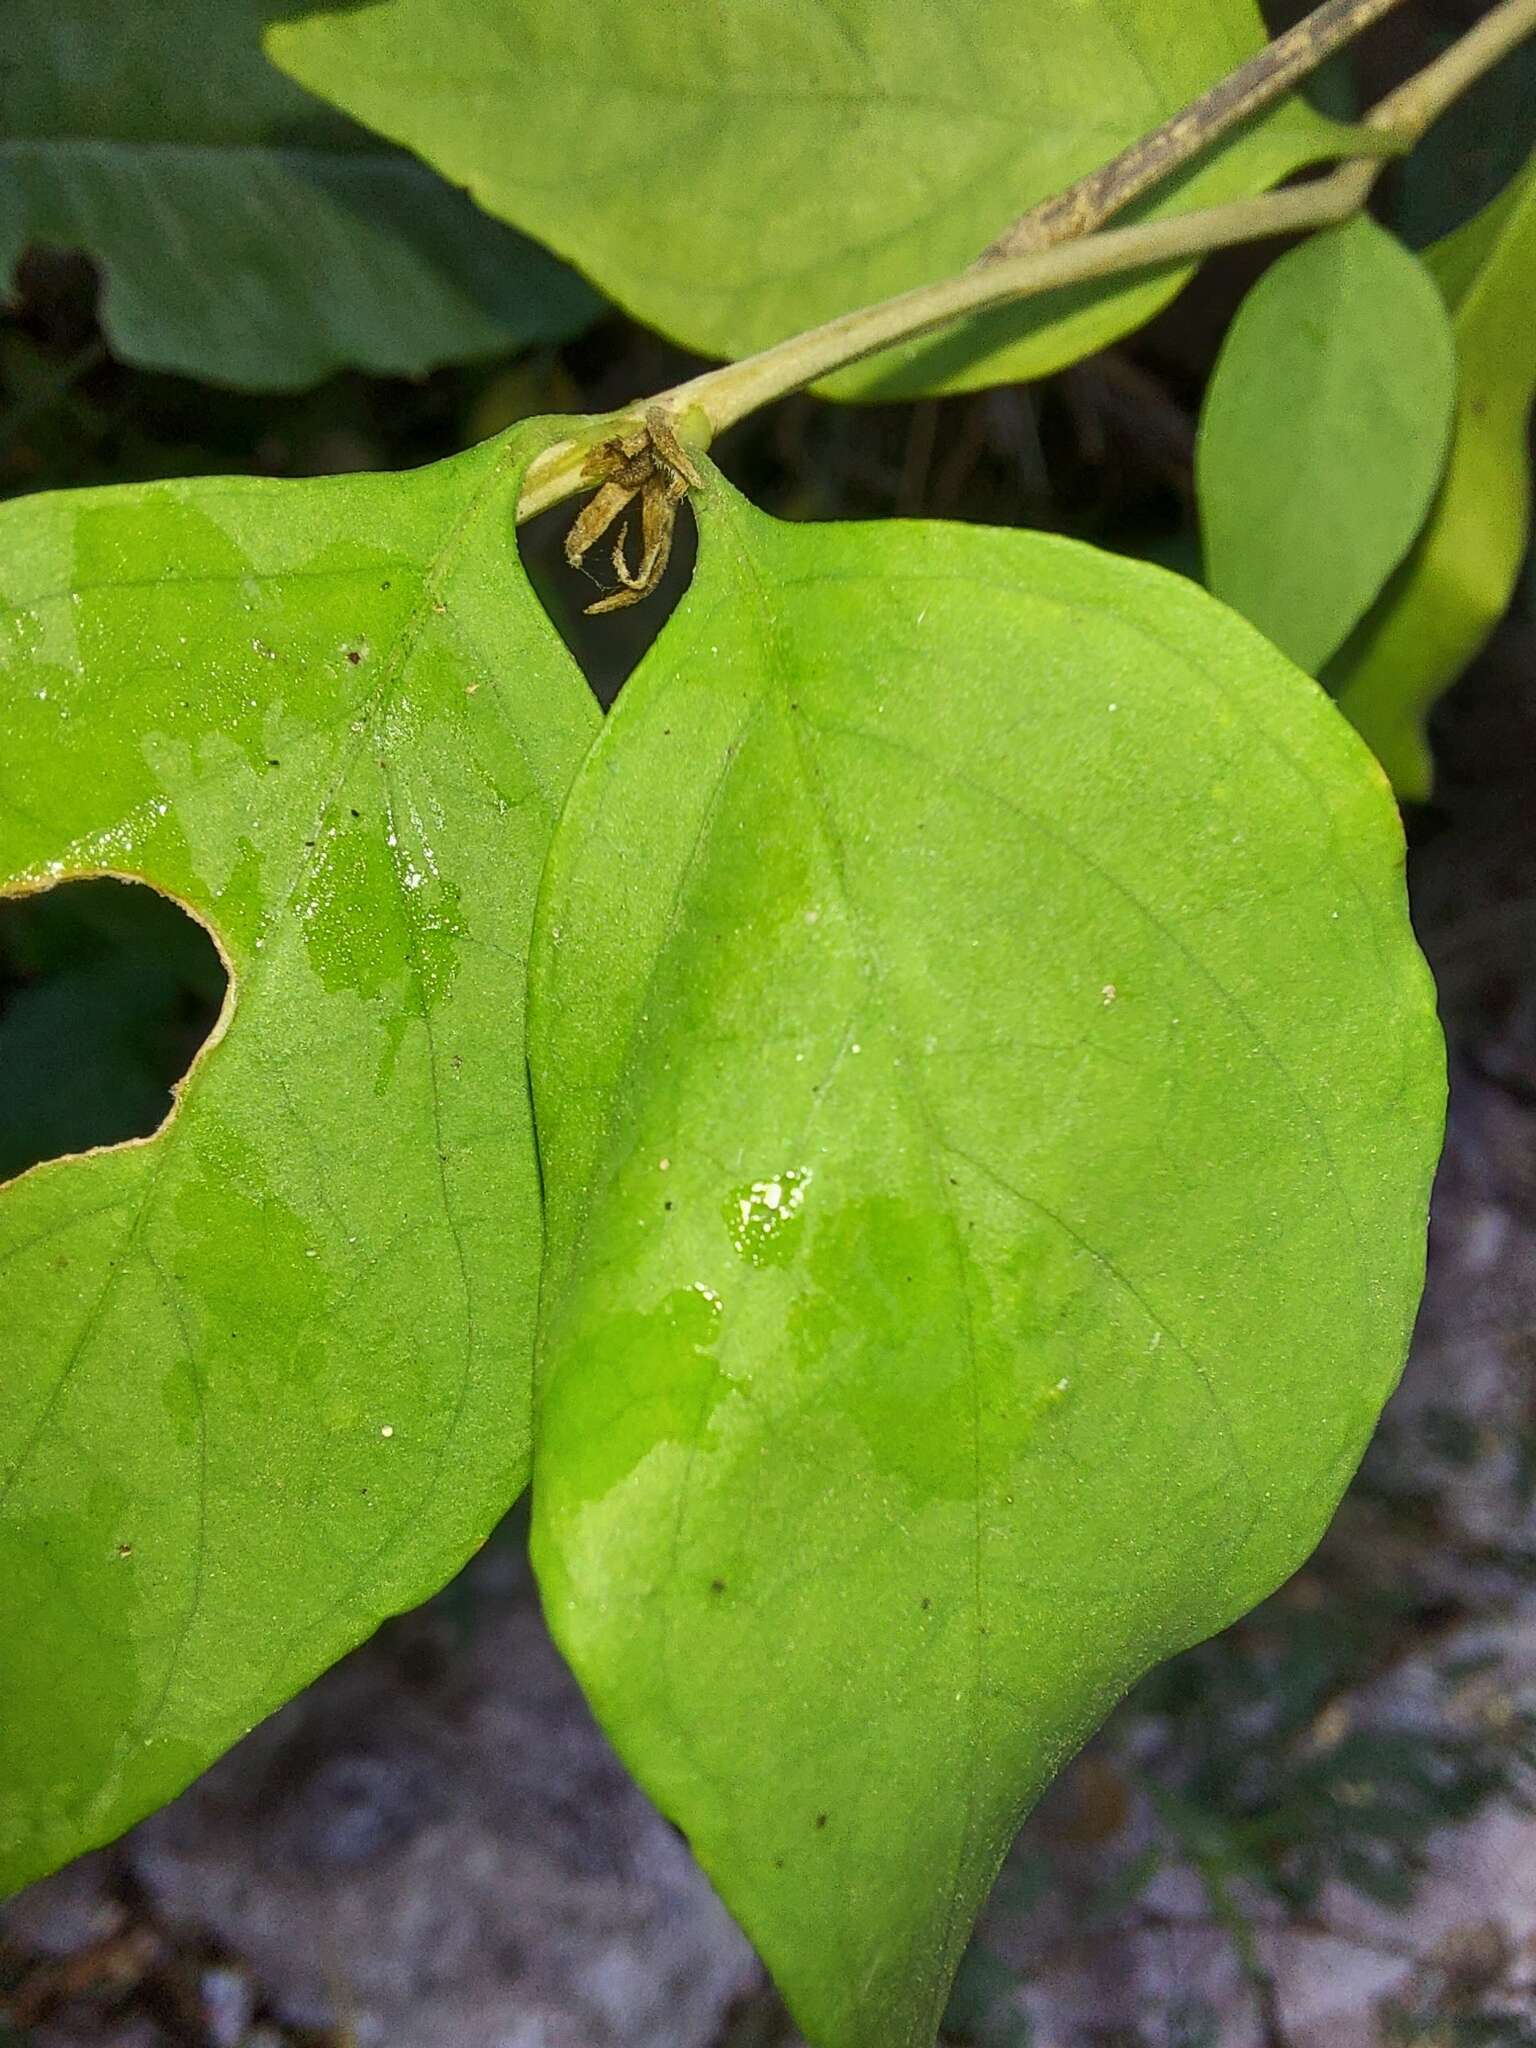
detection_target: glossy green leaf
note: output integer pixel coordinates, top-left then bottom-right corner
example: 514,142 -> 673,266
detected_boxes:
0,0 -> 599,389
1196,217 -> 1456,675
266,0 -> 1356,401
528,472 -> 1444,2047
0,422 -> 598,1896
1330,154 -> 1536,798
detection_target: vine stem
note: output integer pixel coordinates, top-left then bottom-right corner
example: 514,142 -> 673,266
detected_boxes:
979,0 -> 1408,262
517,0 -> 1536,526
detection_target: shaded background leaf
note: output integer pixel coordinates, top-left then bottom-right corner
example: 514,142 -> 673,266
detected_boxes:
265,0 -> 1357,401
0,878 -> 226,1186
1196,216 -> 1456,675
0,0 -> 601,389
1329,153 -> 1536,796
529,475 -> 1443,2048
0,423 -> 598,1896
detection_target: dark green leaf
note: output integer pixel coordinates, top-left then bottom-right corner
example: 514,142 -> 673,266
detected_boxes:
0,0 -> 599,389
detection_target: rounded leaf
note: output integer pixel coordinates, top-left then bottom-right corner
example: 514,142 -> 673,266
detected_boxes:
528,474 -> 1444,2047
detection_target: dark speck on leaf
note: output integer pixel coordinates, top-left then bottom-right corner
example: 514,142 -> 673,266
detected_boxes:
815,1813 -> 828,1829
347,649 -> 362,665
710,1578 -> 726,1594
921,1597 -> 931,1611
267,758 -> 280,767
350,808 -> 361,818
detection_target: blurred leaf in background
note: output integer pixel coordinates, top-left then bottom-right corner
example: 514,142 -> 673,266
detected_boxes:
0,0 -> 601,390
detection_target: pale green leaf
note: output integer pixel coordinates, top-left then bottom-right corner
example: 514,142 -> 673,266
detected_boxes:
528,472 -> 1444,2047
1330,154 -> 1536,797
265,0 -> 1357,400
1196,217 -> 1457,675
0,423 -> 598,1896
0,0 -> 599,389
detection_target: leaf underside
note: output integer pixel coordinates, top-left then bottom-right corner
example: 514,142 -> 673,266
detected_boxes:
266,0 -> 1357,399
527,474 -> 1445,2047
0,422 -> 597,1895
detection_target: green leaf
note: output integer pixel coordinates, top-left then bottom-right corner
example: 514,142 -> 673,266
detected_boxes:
0,421 -> 599,1895
0,0 -> 600,389
1195,218 -> 1456,676
527,471 -> 1444,2047
265,0 -> 1356,400
1329,154 -> 1536,798
1391,33 -> 1536,251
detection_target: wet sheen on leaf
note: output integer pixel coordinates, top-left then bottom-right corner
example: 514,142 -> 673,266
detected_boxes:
0,421 -> 598,1894
527,471 -> 1444,2048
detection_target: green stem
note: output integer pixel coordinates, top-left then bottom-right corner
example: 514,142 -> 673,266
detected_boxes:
980,0 -> 1408,262
516,0 -> 1536,525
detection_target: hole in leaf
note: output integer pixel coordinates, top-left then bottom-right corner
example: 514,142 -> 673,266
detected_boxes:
0,877 -> 228,1185
518,495 -> 696,711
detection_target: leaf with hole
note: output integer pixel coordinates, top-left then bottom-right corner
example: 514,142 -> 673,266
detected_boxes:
527,472 -> 1445,2046
1329,153 -> 1536,797
265,0 -> 1357,400
0,0 -> 599,388
1195,216 -> 1457,676
0,422 -> 598,1895
0,880 -> 227,1187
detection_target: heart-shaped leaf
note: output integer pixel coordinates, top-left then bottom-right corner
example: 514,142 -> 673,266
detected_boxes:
1196,217 -> 1457,675
0,423 -> 597,1895
1330,153 -> 1536,796
266,0 -> 1356,399
1,0 -> 599,388
528,472 -> 1444,2047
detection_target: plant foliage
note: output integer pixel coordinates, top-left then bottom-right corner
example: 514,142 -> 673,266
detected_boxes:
1196,216 -> 1457,675
1329,153 -> 1536,797
0,426 -> 595,1893
0,0 -> 598,388
527,469 -> 1443,2045
264,0 -> 1357,398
